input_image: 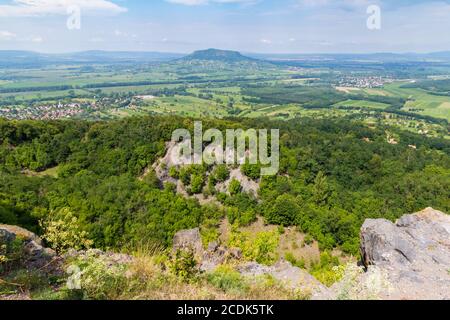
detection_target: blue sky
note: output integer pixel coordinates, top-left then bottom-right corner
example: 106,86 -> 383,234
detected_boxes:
0,0 -> 449,53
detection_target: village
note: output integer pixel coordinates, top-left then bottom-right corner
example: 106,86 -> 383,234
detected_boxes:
337,76 -> 393,88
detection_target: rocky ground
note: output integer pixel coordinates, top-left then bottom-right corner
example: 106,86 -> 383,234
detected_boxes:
174,207 -> 450,300
1,207 -> 449,300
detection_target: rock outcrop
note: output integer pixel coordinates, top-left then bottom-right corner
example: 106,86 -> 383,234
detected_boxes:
172,227 -> 328,296
238,260 -> 329,295
172,228 -> 204,257
150,141 -> 260,201
2,207 -> 448,300
358,207 -> 450,300
174,208 -> 450,300
0,224 -> 57,271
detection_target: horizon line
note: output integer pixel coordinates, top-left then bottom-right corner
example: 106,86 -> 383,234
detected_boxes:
1,48 -> 450,56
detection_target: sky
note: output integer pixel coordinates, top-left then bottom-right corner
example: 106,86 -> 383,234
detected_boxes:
0,0 -> 449,53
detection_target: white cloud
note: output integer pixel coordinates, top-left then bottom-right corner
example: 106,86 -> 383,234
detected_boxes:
0,0 -> 127,17
114,29 -> 126,36
114,29 -> 138,39
31,35 -> 43,42
166,0 -> 256,6
0,30 -> 17,40
89,37 -> 105,43
166,0 -> 208,5
296,0 -> 376,10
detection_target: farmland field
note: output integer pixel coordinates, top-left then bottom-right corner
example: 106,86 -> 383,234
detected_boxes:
368,82 -> 450,120
0,51 -> 449,139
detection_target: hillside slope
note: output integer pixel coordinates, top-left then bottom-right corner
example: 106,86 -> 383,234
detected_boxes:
1,208 -> 448,300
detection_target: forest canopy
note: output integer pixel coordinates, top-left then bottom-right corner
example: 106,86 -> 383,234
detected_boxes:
0,116 -> 449,255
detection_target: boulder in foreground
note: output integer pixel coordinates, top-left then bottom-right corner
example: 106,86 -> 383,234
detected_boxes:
357,207 -> 450,300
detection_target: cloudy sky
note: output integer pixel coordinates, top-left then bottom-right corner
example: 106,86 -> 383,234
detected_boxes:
0,0 -> 449,53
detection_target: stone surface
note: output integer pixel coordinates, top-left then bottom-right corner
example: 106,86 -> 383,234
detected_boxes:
64,249 -> 134,267
172,228 -> 204,257
201,243 -> 243,272
358,207 -> 450,300
238,260 -> 329,295
0,224 -> 57,271
0,224 -> 43,245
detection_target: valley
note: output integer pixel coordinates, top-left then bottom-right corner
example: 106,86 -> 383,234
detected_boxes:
1,49 -> 449,301
0,49 -> 448,140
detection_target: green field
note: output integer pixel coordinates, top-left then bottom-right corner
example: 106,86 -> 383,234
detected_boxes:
1,59 -> 449,140
364,82 -> 450,121
333,99 -> 391,110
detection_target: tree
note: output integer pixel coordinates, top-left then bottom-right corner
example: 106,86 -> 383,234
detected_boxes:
265,194 -> 300,226
313,171 -> 332,206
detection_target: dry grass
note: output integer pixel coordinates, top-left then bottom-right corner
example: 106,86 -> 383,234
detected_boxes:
88,244 -> 310,300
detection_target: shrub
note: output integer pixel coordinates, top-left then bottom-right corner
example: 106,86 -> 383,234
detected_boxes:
0,238 -> 25,273
168,167 -> 179,179
228,230 -> 279,266
310,252 -> 344,287
67,255 -> 131,300
303,235 -> 314,246
3,269 -> 50,293
213,165 -> 230,183
241,163 -> 261,181
228,178 -> 242,196
179,167 -> 191,185
227,207 -> 257,227
207,265 -> 249,295
207,176 -> 217,195
39,208 -> 93,254
285,253 -> 306,269
164,182 -> 177,193
190,174 -> 205,194
167,249 -> 198,282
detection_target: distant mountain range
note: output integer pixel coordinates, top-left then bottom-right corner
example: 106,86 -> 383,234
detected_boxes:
0,50 -> 184,67
2,49 -> 450,68
248,51 -> 450,63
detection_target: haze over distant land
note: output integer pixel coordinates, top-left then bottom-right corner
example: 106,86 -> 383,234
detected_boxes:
2,49 -> 450,67
0,0 -> 450,53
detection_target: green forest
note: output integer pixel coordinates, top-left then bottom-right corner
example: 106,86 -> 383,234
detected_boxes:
1,116 -> 449,256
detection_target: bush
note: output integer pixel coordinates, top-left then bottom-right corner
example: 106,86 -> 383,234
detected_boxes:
310,252 -> 344,287
227,207 -> 256,227
241,163 -> 261,181
190,174 -> 205,194
179,167 -> 191,186
303,235 -> 314,246
67,255 -> 131,300
285,252 -> 306,269
39,208 -> 93,254
0,238 -> 25,274
168,249 -> 198,282
228,178 -> 242,196
212,165 -> 230,183
207,265 -> 249,294
162,182 -> 175,194
3,269 -> 50,293
168,167 -> 179,179
228,230 -> 279,266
